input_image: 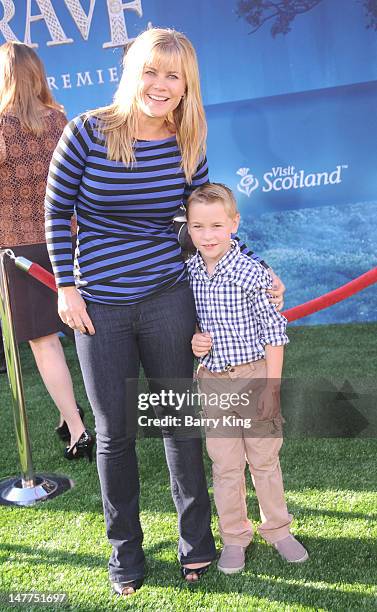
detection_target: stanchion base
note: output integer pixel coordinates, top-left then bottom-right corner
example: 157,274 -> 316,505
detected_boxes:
0,473 -> 74,506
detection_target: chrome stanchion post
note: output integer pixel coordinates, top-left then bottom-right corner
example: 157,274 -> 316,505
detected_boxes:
0,250 -> 35,485
0,249 -> 74,505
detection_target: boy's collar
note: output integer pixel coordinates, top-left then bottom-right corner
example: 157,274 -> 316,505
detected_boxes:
190,239 -> 240,275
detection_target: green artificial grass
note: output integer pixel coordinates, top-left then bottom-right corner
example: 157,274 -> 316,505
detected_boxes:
0,324 -> 377,611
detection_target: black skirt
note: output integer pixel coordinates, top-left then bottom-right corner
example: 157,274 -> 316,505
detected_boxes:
3,243 -> 72,343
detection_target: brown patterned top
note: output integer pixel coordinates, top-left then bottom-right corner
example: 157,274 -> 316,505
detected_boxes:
0,108 -> 67,247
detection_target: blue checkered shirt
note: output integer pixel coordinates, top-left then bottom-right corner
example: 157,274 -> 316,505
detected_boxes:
186,241 -> 289,372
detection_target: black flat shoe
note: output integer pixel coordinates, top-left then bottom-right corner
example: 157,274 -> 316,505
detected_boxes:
64,429 -> 95,462
181,563 -> 211,583
55,403 -> 85,442
112,578 -> 143,596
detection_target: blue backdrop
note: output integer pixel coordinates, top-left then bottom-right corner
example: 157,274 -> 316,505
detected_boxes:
2,0 -> 376,323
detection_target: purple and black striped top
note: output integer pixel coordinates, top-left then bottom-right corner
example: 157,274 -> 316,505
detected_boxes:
45,114 -> 263,305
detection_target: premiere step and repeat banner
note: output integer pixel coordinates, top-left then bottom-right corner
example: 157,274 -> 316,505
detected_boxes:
1,0 -> 376,323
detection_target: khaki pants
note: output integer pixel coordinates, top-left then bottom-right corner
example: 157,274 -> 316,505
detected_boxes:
197,360 -> 292,546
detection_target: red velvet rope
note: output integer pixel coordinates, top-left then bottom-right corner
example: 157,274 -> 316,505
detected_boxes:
28,262 -> 57,292
282,267 -> 377,322
17,257 -> 377,323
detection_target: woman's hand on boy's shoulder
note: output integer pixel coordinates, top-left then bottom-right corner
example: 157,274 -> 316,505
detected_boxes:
267,270 -> 285,310
191,332 -> 212,357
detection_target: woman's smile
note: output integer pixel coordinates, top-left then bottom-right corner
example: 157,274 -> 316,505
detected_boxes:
147,94 -> 169,102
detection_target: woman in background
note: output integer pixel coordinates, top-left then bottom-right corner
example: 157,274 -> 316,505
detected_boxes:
0,41 -> 93,460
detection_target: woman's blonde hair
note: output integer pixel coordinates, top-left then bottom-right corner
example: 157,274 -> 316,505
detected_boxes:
0,41 -> 63,134
89,28 -> 207,184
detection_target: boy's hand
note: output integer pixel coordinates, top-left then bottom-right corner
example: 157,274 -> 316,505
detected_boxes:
192,332 -> 212,357
256,381 -> 281,421
267,270 -> 285,311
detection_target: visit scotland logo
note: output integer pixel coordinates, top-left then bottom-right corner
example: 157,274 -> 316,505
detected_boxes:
237,164 -> 348,197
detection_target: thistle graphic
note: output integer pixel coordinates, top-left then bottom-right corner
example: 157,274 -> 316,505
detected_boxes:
237,167 -> 250,177
236,167 -> 259,197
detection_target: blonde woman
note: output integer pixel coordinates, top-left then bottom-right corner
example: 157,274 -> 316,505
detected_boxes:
0,42 -> 93,459
45,28 -> 285,595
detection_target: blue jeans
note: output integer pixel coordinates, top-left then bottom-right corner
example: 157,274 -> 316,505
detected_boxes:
75,282 -> 216,582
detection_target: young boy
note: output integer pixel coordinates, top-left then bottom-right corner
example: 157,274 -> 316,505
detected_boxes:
186,183 -> 308,574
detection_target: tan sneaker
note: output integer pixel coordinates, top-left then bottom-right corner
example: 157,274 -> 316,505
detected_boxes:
217,545 -> 246,574
274,535 -> 309,563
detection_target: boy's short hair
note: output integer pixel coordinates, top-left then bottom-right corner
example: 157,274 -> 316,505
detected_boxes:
187,182 -> 239,218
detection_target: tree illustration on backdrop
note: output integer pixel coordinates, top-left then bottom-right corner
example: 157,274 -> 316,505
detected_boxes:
237,0 -> 377,36
362,0 -> 377,30
236,0 -> 324,36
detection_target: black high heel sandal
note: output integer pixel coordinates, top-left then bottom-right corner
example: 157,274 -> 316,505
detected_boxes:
55,404 -> 85,442
180,563 -> 211,583
64,430 -> 95,462
112,578 -> 143,596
